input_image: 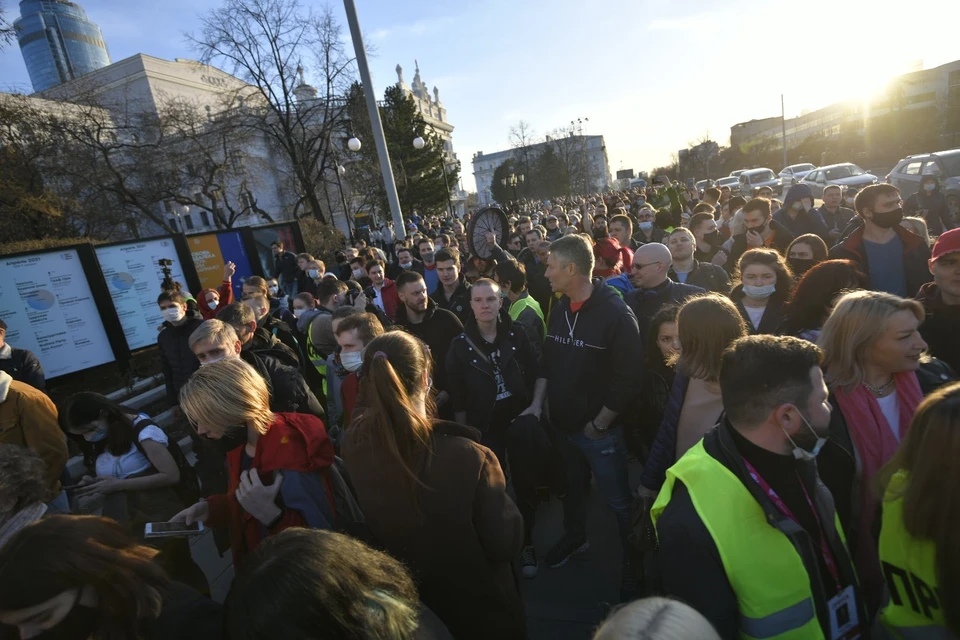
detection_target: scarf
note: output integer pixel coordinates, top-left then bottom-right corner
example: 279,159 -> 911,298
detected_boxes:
833,370 -> 923,610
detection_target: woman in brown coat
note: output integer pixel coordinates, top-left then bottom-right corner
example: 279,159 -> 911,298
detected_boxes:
342,331 -> 526,640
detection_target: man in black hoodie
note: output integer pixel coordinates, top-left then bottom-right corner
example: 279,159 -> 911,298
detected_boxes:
395,271 -> 463,416
905,173 -> 953,235
157,291 -> 204,407
532,234 -> 642,597
430,247 -> 471,324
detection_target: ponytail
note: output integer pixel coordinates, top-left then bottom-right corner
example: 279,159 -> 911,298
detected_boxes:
353,333 -> 435,512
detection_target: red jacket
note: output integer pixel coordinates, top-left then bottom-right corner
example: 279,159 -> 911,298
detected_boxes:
368,279 -> 400,321
198,280 -> 234,320
205,412 -> 334,567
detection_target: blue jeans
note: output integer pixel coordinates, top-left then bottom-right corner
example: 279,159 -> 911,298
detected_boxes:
555,425 -> 632,551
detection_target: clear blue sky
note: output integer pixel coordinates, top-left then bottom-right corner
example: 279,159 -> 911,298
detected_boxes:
1,0 -> 956,191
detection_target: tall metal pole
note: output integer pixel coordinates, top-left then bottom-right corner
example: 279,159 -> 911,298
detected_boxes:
438,155 -> 453,218
334,166 -> 355,243
781,94 -> 788,169
342,0 -> 406,241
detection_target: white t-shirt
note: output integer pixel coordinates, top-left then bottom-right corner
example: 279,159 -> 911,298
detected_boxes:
744,305 -> 766,330
876,392 -> 901,442
95,417 -> 169,479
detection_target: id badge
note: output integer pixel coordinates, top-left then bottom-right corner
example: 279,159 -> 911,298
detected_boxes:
828,585 -> 860,640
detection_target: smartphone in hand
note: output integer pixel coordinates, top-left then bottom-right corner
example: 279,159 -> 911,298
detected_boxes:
144,521 -> 205,539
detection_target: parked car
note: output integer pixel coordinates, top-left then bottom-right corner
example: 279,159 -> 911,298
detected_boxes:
730,169 -> 747,179
716,176 -> 741,194
799,163 -> 877,198
887,149 -> 960,221
779,163 -> 817,188
694,179 -> 714,196
738,168 -> 782,197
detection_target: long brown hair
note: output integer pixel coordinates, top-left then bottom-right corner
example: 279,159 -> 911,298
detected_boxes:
0,515 -> 168,640
877,381 -> 960,634
354,332 -> 436,509
671,294 -> 749,382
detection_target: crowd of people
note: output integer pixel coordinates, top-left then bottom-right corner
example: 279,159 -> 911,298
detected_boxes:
2,176 -> 960,639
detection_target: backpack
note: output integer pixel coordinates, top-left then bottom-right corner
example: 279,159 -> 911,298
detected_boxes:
132,415 -> 201,506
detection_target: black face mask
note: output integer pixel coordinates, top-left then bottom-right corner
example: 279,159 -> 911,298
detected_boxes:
788,257 -> 816,276
33,597 -> 100,640
702,230 -> 720,246
746,221 -> 767,235
207,426 -> 248,455
870,206 -> 904,229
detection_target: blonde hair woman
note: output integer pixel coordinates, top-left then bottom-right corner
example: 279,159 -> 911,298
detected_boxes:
900,215 -> 931,246
817,290 -> 955,611
593,597 -> 720,640
170,358 -> 336,567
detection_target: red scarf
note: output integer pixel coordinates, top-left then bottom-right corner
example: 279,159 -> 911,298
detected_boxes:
833,371 -> 923,609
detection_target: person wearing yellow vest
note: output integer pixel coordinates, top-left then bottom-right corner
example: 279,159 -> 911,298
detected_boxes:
652,335 -> 867,639
492,256 -> 546,359
874,381 -> 960,639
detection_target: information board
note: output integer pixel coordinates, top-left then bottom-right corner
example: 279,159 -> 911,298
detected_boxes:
188,232 -> 254,299
0,249 -> 115,377
95,239 -> 187,351
251,224 -> 299,286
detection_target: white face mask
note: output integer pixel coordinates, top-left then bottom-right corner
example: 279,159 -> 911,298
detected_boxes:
845,197 -> 856,205
400,261 -> 413,269
638,221 -> 653,231
781,406 -> 826,461
341,350 -> 364,372
308,269 -> 320,279
923,183 -> 936,192
162,307 -> 184,322
200,355 -> 225,367
207,300 -> 218,310
742,283 -> 776,300
268,286 -> 279,296
352,269 -> 365,279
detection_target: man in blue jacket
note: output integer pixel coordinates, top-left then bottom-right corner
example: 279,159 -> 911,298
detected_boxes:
533,234 -> 643,600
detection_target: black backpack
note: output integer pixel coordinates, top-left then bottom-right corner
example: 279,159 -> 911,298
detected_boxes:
132,415 -> 201,506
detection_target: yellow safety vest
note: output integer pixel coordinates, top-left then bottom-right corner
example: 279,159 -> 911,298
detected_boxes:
651,440 -> 846,640
877,470 -> 952,639
508,294 -> 545,338
306,320 -> 327,396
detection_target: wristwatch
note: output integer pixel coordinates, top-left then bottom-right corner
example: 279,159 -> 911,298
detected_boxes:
591,420 -> 609,433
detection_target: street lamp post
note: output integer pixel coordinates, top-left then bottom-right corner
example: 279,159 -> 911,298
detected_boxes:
501,172 -> 524,202
335,163 -> 355,243
341,0 -> 406,241
413,134 -> 455,218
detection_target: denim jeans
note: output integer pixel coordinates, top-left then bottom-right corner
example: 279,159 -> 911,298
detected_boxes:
555,425 -> 632,551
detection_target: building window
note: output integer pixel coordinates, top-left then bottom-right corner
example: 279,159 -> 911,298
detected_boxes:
184,214 -> 194,230
199,210 -> 210,226
168,217 -> 177,231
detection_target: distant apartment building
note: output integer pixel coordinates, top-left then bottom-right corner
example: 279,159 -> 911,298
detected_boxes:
16,0 -> 111,92
729,59 -> 960,151
473,134 -> 610,205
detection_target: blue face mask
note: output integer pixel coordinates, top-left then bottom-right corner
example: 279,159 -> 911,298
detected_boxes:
85,425 -> 108,443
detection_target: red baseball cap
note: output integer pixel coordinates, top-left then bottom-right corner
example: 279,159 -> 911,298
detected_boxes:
931,228 -> 960,262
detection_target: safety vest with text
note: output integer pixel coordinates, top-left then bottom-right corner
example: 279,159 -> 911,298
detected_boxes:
651,440 -> 849,640
877,470 -> 954,639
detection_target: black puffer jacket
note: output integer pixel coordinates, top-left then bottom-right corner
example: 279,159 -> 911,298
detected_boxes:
904,182 -> 952,235
0,347 -> 45,391
158,311 -> 204,405
445,311 -> 540,432
241,350 -> 324,418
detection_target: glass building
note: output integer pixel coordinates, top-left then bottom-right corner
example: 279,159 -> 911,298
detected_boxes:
15,0 -> 111,93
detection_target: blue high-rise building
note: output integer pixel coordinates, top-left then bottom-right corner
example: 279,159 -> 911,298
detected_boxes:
15,0 -> 111,93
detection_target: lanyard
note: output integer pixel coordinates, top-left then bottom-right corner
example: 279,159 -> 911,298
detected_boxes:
564,311 -> 579,340
742,457 -> 841,591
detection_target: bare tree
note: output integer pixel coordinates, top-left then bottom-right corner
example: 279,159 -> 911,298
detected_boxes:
0,1 -> 15,48
187,0 -> 356,225
509,120 -> 538,173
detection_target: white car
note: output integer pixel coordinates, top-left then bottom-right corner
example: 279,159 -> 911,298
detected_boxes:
779,163 -> 817,188
800,163 -> 878,198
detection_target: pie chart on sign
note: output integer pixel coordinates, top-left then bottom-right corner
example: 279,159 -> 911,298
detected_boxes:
112,272 -> 135,291
26,290 -> 55,311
